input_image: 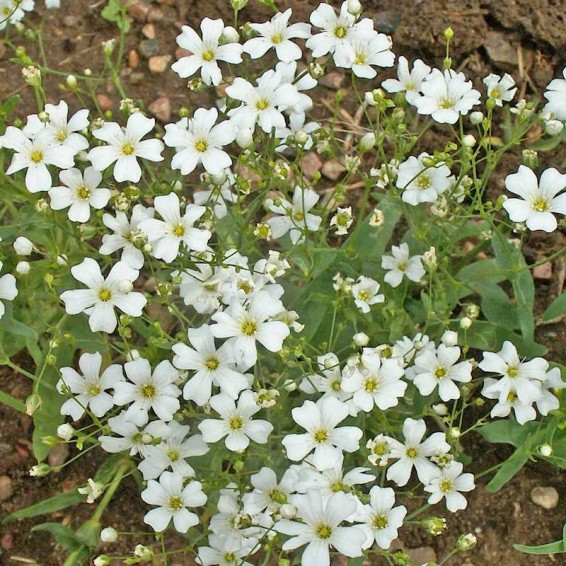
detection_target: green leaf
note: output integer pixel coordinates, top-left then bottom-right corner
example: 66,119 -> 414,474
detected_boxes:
101,0 -> 131,32
257,0 -> 278,11
31,523 -> 82,551
0,390 -> 26,413
486,449 -> 530,492
514,523 -> 566,554
3,489 -> 85,523
478,420 -> 536,447
543,291 -> 566,321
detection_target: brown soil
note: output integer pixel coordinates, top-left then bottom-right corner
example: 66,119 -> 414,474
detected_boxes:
0,1 -> 565,565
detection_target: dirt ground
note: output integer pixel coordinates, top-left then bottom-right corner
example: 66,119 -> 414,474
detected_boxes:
0,0 -> 565,564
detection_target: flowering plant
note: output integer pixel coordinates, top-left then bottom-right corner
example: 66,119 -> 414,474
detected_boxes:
1,1 -> 565,565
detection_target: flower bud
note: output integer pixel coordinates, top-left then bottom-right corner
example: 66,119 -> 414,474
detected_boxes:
441,330 -> 458,347
57,423 -> 74,441
448,427 -> 461,439
539,443 -> 553,457
66,74 -> 77,89
462,134 -> 476,147
94,555 -> 111,566
460,316 -> 473,329
470,111 -> 484,125
346,0 -> 362,16
100,527 -> 118,542
279,503 -> 298,519
522,149 -> 538,169
359,132 -> 376,152
423,516 -> 447,536
14,236 -> 33,255
545,119 -> 564,136
56,254 -> 68,266
16,261 -> 30,275
353,332 -> 370,347
222,26 -> 240,43
30,463 -> 51,477
118,280 -> 133,294
432,403 -> 448,416
294,130 -> 309,145
236,127 -> 254,148
456,533 -> 477,552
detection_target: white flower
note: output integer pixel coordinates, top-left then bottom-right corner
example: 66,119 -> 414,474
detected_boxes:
24,100 -> 89,155
330,206 -> 353,235
353,486 -> 407,549
386,418 -> 450,486
414,68 -> 481,124
198,391 -> 273,452
282,397 -> 362,470
60,258 -> 146,333
306,2 -> 376,68
424,461 -> 475,512
172,18 -> 243,86
382,56 -> 431,104
0,261 -> 18,319
163,108 -> 235,176
299,353 -> 351,404
266,187 -> 321,244
342,351 -> 406,411
396,153 -> 453,205
79,478 -> 104,504
197,534 -> 255,566
275,491 -> 366,566
176,261 -> 225,314
412,344 -> 472,401
381,242 -> 425,287
211,291 -> 289,370
138,192 -> 211,263
172,324 -> 249,405
244,9 -> 311,63
113,358 -> 181,425
141,471 -> 207,533
88,113 -> 164,183
543,68 -> 566,122
2,127 -> 75,192
13,236 -> 33,256
242,466 -> 298,516
351,275 -> 385,313
194,171 -> 237,219
48,167 -> 110,222
350,34 -> 394,79
226,70 -> 300,133
502,166 -> 566,232
100,204 -> 154,269
99,413 -> 171,457
138,421 -> 209,480
57,352 -> 123,421
483,73 -> 517,106
479,341 -> 547,406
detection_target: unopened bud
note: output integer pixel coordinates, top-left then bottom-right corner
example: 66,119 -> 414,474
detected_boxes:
57,423 -> 74,441
100,527 -> 118,543
353,332 -> 370,346
456,533 -> 477,552
14,236 -> 33,255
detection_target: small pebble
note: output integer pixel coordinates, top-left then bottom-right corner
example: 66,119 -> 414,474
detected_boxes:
48,443 -> 69,469
96,94 -> 114,112
129,72 -> 145,85
127,1 -> 150,22
374,11 -> 402,34
128,49 -> 140,69
148,96 -> 172,122
302,152 -> 323,178
139,38 -> 160,59
0,475 -> 13,502
530,486 -> 559,510
322,159 -> 346,180
63,15 -> 78,27
142,23 -> 156,39
322,71 -> 345,89
147,7 -> 164,22
148,55 -> 172,74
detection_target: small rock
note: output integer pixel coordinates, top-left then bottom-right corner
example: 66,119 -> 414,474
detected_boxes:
322,71 -> 345,89
374,11 -> 402,34
1,533 -> 13,550
406,546 -> 437,564
484,31 -> 517,70
48,443 -> 70,469
95,94 -> 114,112
128,49 -> 140,68
215,84 -> 229,98
533,262 -> 552,280
142,23 -> 156,39
530,486 -> 559,509
127,1 -> 150,22
139,38 -> 160,59
129,72 -> 145,85
148,55 -> 172,74
147,7 -> 164,22
302,152 -> 323,178
0,475 -> 13,502
322,159 -> 346,180
63,15 -> 78,27
148,96 -> 172,122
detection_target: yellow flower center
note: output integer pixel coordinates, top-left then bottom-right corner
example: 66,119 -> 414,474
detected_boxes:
316,523 -> 333,539
314,429 -> 328,443
439,98 -> 454,109
373,514 -> 388,529
168,496 -> 184,511
241,320 -> 257,336
229,415 -> 244,430
397,261 -> 407,272
202,50 -> 215,62
364,377 -> 379,392
88,384 -> 101,396
56,130 -> 67,142
256,99 -> 269,111
490,87 -> 502,99
30,150 -> 43,163
373,442 -> 387,456
531,197 -> 549,212
406,447 -> 418,458
223,552 -> 236,563
293,211 -> 304,222
434,366 -> 448,379
331,481 -> 344,492
98,288 -> 112,302
141,383 -> 156,399
417,175 -> 432,189
76,185 -> 91,201
439,478 -> 454,493
173,224 -> 185,237
195,139 -> 208,152
205,357 -> 219,370
271,33 -> 283,44
358,290 -> 371,302
507,366 -> 519,378
334,26 -> 347,39
331,380 -> 341,391
354,53 -> 367,65
122,143 -> 135,155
